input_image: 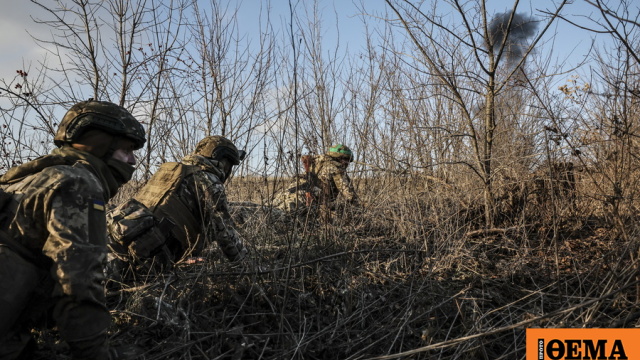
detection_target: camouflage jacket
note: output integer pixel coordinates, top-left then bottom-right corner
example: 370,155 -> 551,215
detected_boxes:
0,147 -> 114,355
272,172 -> 322,212
314,154 -> 358,204
273,154 -> 358,211
133,154 -> 247,262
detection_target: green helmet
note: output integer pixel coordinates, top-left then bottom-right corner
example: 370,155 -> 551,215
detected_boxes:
327,144 -> 354,162
194,135 -> 246,165
54,100 -> 146,149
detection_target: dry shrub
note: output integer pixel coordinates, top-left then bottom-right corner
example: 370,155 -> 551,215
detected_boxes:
29,172 -> 640,359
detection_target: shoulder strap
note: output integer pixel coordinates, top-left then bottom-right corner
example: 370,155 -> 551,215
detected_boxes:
312,155 -> 324,174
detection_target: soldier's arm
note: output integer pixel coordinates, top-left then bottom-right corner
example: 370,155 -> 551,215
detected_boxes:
197,172 -> 248,262
40,167 -> 111,359
334,170 -> 359,203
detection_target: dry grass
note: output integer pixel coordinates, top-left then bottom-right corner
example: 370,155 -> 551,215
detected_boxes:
33,171 -> 640,359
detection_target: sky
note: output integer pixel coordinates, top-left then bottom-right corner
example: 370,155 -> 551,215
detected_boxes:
0,0 -> 604,83
1,1 -> 51,80
0,0 -> 611,173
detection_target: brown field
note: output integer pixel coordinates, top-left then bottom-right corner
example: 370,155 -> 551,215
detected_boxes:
7,1 -> 640,358
34,171 -> 640,359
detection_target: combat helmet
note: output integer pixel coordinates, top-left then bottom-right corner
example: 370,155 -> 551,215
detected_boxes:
194,135 -> 246,165
54,100 -> 146,150
327,144 -> 354,162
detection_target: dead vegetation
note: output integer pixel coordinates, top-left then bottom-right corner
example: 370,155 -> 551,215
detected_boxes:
30,170 -> 640,359
3,0 -> 639,358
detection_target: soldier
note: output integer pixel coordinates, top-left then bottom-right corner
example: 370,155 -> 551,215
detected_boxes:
0,100 -> 146,359
273,144 -> 359,221
107,135 -> 248,274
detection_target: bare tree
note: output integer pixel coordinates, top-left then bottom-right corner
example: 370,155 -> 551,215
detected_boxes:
187,0 -> 274,143
28,0 -> 192,177
21,0 -> 277,181
382,0 -> 569,227
581,0 -> 640,67
0,68 -> 53,168
31,0 -> 128,102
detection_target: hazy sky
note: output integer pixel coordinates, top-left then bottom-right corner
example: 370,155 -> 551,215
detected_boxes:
0,1 -> 603,86
1,1 -> 51,78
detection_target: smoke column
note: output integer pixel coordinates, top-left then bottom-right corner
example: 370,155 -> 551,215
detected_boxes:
488,11 -> 538,68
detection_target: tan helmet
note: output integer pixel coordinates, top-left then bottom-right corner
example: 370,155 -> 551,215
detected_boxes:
194,135 -> 246,165
327,144 -> 354,162
54,100 -> 146,149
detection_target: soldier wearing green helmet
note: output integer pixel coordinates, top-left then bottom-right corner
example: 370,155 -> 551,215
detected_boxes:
327,144 -> 354,162
0,100 -> 145,359
273,144 -> 359,221
106,135 -> 248,278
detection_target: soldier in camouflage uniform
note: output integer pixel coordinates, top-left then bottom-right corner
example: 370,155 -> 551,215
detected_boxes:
273,144 -> 359,220
0,100 -> 146,359
107,135 -> 248,274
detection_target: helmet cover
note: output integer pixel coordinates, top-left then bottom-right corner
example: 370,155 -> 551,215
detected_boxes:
327,144 -> 354,162
54,100 -> 146,149
194,135 -> 245,165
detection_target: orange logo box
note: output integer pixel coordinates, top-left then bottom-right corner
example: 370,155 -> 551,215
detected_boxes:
527,328 -> 640,360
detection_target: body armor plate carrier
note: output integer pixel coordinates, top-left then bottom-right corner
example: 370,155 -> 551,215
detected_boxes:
134,162 -> 201,252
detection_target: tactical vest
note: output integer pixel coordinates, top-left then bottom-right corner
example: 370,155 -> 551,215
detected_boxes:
134,162 -> 202,252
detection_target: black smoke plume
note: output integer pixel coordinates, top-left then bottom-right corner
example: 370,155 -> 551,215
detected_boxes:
488,11 -> 538,68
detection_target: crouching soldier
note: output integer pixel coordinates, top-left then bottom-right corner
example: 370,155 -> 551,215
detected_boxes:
0,100 -> 146,359
107,135 -> 249,278
273,144 -> 360,222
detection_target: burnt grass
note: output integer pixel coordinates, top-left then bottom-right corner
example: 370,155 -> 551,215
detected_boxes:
33,180 -> 640,360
